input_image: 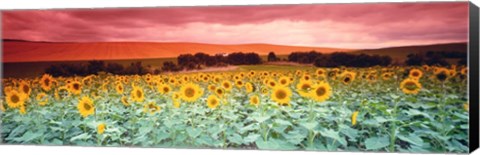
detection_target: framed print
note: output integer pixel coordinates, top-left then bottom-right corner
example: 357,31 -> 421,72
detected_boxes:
1,1 -> 479,154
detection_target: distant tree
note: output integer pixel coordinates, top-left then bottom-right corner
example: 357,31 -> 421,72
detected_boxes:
405,53 -> 425,66
106,63 -> 124,74
87,60 -> 106,75
161,61 -> 180,72
267,51 -> 278,62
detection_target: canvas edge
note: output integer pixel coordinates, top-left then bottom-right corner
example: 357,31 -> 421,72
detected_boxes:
468,1 -> 479,153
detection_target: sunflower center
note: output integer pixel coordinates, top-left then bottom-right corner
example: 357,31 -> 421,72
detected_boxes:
269,82 -> 276,87
344,77 -> 351,83
210,99 -> 218,106
136,90 -> 142,98
44,78 -> 50,86
275,90 -> 287,100
185,87 -> 195,97
73,83 -> 80,90
83,103 -> 92,111
216,89 -> 223,95
436,72 -> 447,81
11,94 -> 20,103
412,72 -> 419,77
223,83 -> 230,88
301,84 -> 311,90
149,104 -> 156,110
163,87 -> 170,92
405,82 -> 418,90
280,79 -> 287,85
252,97 -> 258,104
316,87 -> 327,96
23,85 -> 30,93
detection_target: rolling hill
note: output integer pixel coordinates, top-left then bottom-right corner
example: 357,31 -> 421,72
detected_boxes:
352,42 -> 467,61
2,40 -> 353,63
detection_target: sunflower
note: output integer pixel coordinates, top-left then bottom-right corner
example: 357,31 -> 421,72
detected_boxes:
206,95 -> 220,109
296,80 -> 313,98
172,92 -> 181,100
463,103 -> 469,111
409,69 -> 423,80
309,81 -> 332,102
157,84 -> 171,95
69,81 -> 82,95
249,95 -> 260,106
208,85 -> 217,92
267,79 -> 277,88
0,101 -> 5,112
36,92 -> 48,106
115,83 -> 124,94
271,86 -> 292,106
6,90 -> 26,109
18,81 -> 31,96
400,78 -> 422,95
215,88 -> 225,97
340,71 -> 356,85
366,74 -> 377,83
316,68 -> 326,77
301,74 -> 312,81
144,102 -> 161,114
221,80 -> 232,91
261,87 -> 269,95
180,83 -> 203,102
40,74 -> 54,91
130,86 -> 145,102
97,123 -> 106,135
460,67 -> 468,75
278,76 -> 291,86
19,105 -> 27,115
434,68 -> 450,82
173,99 -> 181,108
235,80 -> 244,88
77,96 -> 95,118
121,96 -> 130,107
245,82 -> 255,93
351,111 -> 359,126
381,72 -> 392,80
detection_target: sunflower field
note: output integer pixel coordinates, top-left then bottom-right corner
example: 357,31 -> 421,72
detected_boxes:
0,65 -> 469,153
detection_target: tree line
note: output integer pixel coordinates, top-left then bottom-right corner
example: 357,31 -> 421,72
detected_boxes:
45,52 -> 263,77
44,50 -> 465,77
405,51 -> 467,66
287,51 -> 392,67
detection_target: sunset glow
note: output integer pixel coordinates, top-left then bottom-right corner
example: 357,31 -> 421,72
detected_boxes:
2,2 -> 469,49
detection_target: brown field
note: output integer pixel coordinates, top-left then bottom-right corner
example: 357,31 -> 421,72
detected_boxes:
2,41 -> 353,63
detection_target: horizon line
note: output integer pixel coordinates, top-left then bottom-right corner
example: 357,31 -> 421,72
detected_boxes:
2,38 -> 468,51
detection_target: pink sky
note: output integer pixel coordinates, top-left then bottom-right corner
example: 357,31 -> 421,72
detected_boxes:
2,2 -> 469,49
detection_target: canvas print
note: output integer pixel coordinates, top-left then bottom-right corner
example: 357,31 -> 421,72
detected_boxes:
0,2 -> 471,153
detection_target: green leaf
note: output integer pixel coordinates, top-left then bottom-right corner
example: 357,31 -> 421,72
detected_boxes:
243,133 -> 260,143
300,121 -> 318,130
14,131 -> 43,143
70,133 -> 91,142
319,129 -> 347,146
227,133 -> 243,145
274,119 -> 292,126
255,139 -> 297,150
364,136 -> 389,150
252,115 -> 270,123
397,134 -> 424,146
339,125 -> 359,141
186,127 -> 202,138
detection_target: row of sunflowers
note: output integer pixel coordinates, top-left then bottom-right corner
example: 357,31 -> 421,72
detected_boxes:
0,65 -> 469,153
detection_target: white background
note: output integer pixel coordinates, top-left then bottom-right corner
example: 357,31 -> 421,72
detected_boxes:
0,0 -> 479,155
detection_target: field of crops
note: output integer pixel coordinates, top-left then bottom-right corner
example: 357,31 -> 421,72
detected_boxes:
0,65 -> 469,153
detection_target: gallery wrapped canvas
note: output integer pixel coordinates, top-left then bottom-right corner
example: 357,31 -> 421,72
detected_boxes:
1,1 -> 479,154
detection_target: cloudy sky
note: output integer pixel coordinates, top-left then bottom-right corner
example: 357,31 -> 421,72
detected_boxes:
2,2 -> 469,49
